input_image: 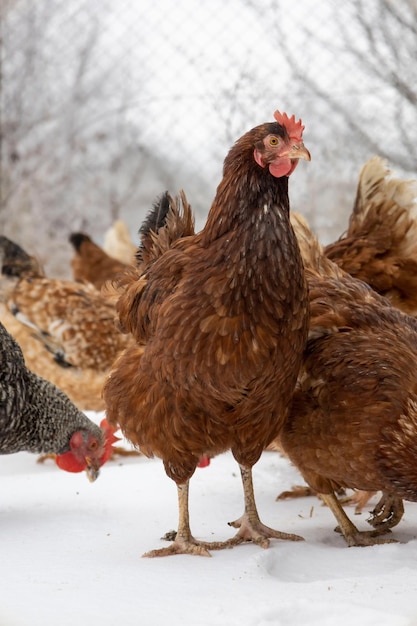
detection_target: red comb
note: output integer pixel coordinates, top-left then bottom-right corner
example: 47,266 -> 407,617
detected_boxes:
99,418 -> 120,465
274,111 -> 305,141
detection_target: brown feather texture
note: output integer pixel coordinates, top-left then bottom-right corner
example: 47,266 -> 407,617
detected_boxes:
69,232 -> 131,290
281,213 -> 417,546
104,112 -> 311,556
325,156 -> 417,315
0,236 -> 132,373
0,303 -> 106,411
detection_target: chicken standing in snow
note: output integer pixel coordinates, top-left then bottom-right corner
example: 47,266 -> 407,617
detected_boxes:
278,158 -> 417,515
280,214 -> 417,546
0,321 -> 116,480
104,110 -> 311,557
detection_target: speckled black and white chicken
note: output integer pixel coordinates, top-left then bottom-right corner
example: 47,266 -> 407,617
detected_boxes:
0,320 -> 116,480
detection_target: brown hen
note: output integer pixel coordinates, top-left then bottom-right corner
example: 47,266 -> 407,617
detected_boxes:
325,156 -> 417,315
279,158 -> 417,515
0,236 -> 132,372
280,214 -> 417,547
69,232 -> 131,290
104,110 -> 311,557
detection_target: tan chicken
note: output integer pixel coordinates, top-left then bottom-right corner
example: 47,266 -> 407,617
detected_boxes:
0,235 -> 132,372
104,110 -> 311,557
103,220 -> 137,265
0,303 -> 106,411
280,214 -> 417,546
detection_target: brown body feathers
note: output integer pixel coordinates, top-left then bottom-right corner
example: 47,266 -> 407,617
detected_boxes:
69,232 -> 131,290
325,156 -> 417,315
104,112 -> 310,556
0,235 -> 131,373
281,214 -> 417,546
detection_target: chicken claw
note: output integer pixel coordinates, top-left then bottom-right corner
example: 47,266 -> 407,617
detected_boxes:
367,494 -> 404,532
142,482 -> 234,558
320,493 -> 399,547
143,535 -> 213,558
225,465 -> 304,548
226,514 -> 303,548
143,465 -> 304,557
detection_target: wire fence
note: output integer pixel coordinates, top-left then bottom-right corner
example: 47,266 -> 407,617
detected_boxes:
1,0 -> 415,275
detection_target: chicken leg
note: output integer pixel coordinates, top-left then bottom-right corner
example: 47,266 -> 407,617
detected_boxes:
143,481 -> 236,558
226,465 -> 304,547
143,481 -> 209,557
144,464 -> 303,557
320,492 -> 398,547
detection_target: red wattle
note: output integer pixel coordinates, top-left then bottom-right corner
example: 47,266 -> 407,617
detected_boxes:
269,159 -> 298,178
55,451 -> 86,473
198,455 -> 210,468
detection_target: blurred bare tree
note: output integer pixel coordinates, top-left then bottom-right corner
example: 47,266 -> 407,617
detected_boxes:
250,0 -> 417,172
243,0 -> 417,239
0,0 -> 177,274
0,0 -> 416,274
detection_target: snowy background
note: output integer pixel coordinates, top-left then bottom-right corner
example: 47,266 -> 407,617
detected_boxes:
2,0 -> 417,275
2,2 -> 417,624
2,411 -> 417,626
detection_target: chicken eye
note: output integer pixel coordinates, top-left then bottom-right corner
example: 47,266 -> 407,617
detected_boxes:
90,440 -> 98,450
269,136 -> 280,146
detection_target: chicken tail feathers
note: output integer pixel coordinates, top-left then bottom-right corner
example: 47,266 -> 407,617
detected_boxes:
138,191 -> 172,242
68,232 -> 93,252
136,190 -> 195,268
0,236 -> 43,279
0,236 -> 44,303
352,157 -> 417,231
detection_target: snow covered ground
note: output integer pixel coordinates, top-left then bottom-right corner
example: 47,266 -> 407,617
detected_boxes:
2,410 -> 417,626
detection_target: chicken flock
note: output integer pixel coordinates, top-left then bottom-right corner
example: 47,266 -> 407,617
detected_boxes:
2,109 -> 417,557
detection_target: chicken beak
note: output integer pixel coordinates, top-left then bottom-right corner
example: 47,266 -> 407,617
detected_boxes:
285,142 -> 311,161
85,457 -> 100,482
